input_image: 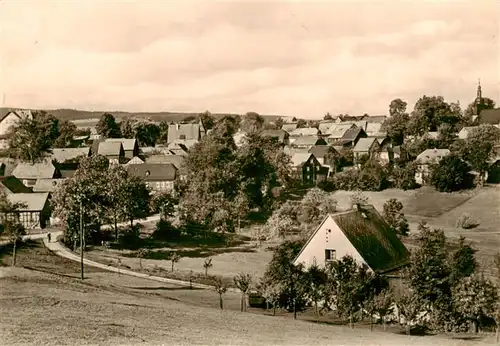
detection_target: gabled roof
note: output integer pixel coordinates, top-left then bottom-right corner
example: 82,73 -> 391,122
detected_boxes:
0,176 -> 32,193
281,123 -> 298,132
289,127 -> 320,137
478,109 -> 500,125
6,192 -> 50,211
32,178 -> 64,193
365,122 -> 384,135
291,136 -> 326,147
124,156 -> 145,165
342,127 -> 365,141
290,153 -> 316,167
353,137 -> 378,152
0,109 -> 33,123
51,147 -> 90,163
416,148 -> 450,164
12,162 -> 57,180
167,123 -> 204,142
365,115 -> 388,123
260,129 -> 288,143
97,141 -> 124,157
458,126 -> 478,139
326,124 -> 355,138
105,138 -> 138,151
126,163 -> 177,181
309,145 -> 338,159
294,205 -> 409,273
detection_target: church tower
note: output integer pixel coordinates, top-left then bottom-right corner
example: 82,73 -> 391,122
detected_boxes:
473,79 -> 485,122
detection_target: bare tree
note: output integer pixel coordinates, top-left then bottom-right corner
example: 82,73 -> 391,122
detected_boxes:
136,248 -> 149,270
169,252 -> 181,272
203,257 -> 213,276
234,273 -> 252,312
212,275 -> 228,310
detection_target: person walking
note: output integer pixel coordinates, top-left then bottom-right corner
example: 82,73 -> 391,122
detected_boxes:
47,233 -> 51,243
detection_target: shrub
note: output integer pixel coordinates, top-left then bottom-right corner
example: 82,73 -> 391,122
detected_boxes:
332,170 -> 359,190
117,225 -> 142,250
383,198 -> 409,236
428,154 -> 470,192
455,213 -> 479,229
391,162 -> 418,190
152,219 -> 181,240
357,160 -> 389,191
317,179 -> 335,192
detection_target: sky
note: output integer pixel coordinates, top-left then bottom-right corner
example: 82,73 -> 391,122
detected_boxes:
1,1 -> 499,119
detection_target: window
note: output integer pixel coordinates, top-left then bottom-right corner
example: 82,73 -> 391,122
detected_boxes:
325,249 -> 336,262
306,166 -> 310,172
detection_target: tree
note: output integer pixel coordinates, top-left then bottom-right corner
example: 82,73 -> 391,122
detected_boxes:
117,173 -> 151,230
349,190 -> 368,207
157,120 -> 170,144
0,190 -> 27,266
203,257 -> 213,276
452,275 -> 498,333
234,272 -> 252,312
240,112 -> 264,133
135,122 -> 161,147
463,97 -> 495,124
212,275 -> 228,309
384,98 -> 410,145
410,95 -> 461,134
96,113 -> 121,138
396,289 -> 424,335
429,154 -> 470,192
382,198 -> 409,236
198,111 -> 215,130
324,112 -> 333,120
298,188 -> 337,226
436,123 -> 457,149
456,125 -> 500,184
449,236 -> 477,284
304,264 -> 327,322
120,118 -> 137,139
357,160 -> 388,191
150,191 -> 176,220
391,162 -> 418,190
136,248 -> 149,270
53,119 -> 77,148
372,288 -> 394,331
7,112 -> 58,163
258,277 -> 281,315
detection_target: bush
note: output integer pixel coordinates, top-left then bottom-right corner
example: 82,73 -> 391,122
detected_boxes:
317,179 -> 335,192
117,225 -> 142,250
152,219 -> 181,240
391,162 -> 418,190
357,161 -> 389,191
332,170 -> 359,190
429,154 -> 470,192
455,213 -> 479,229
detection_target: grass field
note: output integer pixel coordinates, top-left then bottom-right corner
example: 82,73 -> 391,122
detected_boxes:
0,242 -> 495,345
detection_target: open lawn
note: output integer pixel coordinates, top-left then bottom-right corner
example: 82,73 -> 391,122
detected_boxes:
0,243 -> 495,345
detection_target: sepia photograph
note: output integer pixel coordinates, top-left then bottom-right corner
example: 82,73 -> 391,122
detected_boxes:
0,1 -> 499,345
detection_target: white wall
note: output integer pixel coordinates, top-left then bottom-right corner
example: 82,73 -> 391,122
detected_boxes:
294,215 -> 368,269
0,113 -> 20,137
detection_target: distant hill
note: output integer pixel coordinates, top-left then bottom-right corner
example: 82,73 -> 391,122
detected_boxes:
0,107 -> 286,123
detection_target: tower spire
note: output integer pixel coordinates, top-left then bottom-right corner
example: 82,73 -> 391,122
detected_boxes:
476,78 -> 482,100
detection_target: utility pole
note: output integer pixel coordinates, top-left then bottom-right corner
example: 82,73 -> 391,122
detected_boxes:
80,199 -> 84,280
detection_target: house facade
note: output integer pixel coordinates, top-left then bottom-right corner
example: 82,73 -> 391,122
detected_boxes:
167,121 -> 206,144
105,138 -> 139,159
97,142 -> 125,164
290,153 -> 326,185
415,148 -> 451,185
1,193 -> 51,229
352,137 -> 381,162
293,204 -> 409,274
126,163 -> 178,193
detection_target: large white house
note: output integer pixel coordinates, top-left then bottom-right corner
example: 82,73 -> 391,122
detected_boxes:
293,204 -> 409,274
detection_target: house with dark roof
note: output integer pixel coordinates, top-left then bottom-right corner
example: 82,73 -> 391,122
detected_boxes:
0,110 -> 33,149
12,162 -> 60,188
126,163 -> 178,193
97,141 -> 125,164
260,129 -> 290,146
290,136 -> 327,149
290,153 -> 326,185
0,176 -> 32,194
105,138 -> 139,158
50,147 -> 91,171
336,127 -> 367,147
478,109 -> 500,127
167,121 -> 206,144
1,192 -> 51,229
293,204 -> 409,275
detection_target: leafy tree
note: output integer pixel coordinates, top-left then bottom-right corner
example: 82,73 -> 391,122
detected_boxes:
258,277 -> 281,315
118,173 -> 151,229
463,97 -> 495,124
382,198 -> 409,236
212,275 -> 229,310
96,112 -> 121,138
120,118 -> 137,139
452,275 -> 498,333
53,119 -> 77,148
157,120 -> 170,144
383,98 -> 410,145
372,288 -> 394,331
357,160 -> 388,191
234,272 -> 252,312
150,191 -> 176,220
298,188 -> 337,226
7,112 -> 58,163
240,112 -> 264,133
198,110 -> 215,130
456,125 -> 500,184
436,123 -> 457,149
168,252 -> 181,272
324,112 -> 333,120
304,264 -> 327,322
0,190 -> 27,266
410,95 -> 461,134
296,119 -> 307,128
349,190 -> 368,207
429,154 -> 470,192
266,212 -> 295,240
135,122 -> 161,147
391,162 -> 418,190
395,289 -> 424,335
448,236 -> 477,284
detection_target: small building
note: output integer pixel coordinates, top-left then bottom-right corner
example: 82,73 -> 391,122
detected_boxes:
12,162 -> 60,188
105,138 -> 139,159
415,148 -> 451,184
293,204 -> 409,275
0,176 -> 32,194
126,163 -> 178,193
289,127 -> 321,137
337,127 -> 367,147
320,123 -> 354,139
290,153 -> 326,185
260,129 -> 290,146
97,141 -> 125,164
2,192 -> 51,229
167,121 -> 206,144
353,137 -> 381,161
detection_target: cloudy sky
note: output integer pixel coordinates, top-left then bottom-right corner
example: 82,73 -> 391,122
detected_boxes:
1,1 -> 499,118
